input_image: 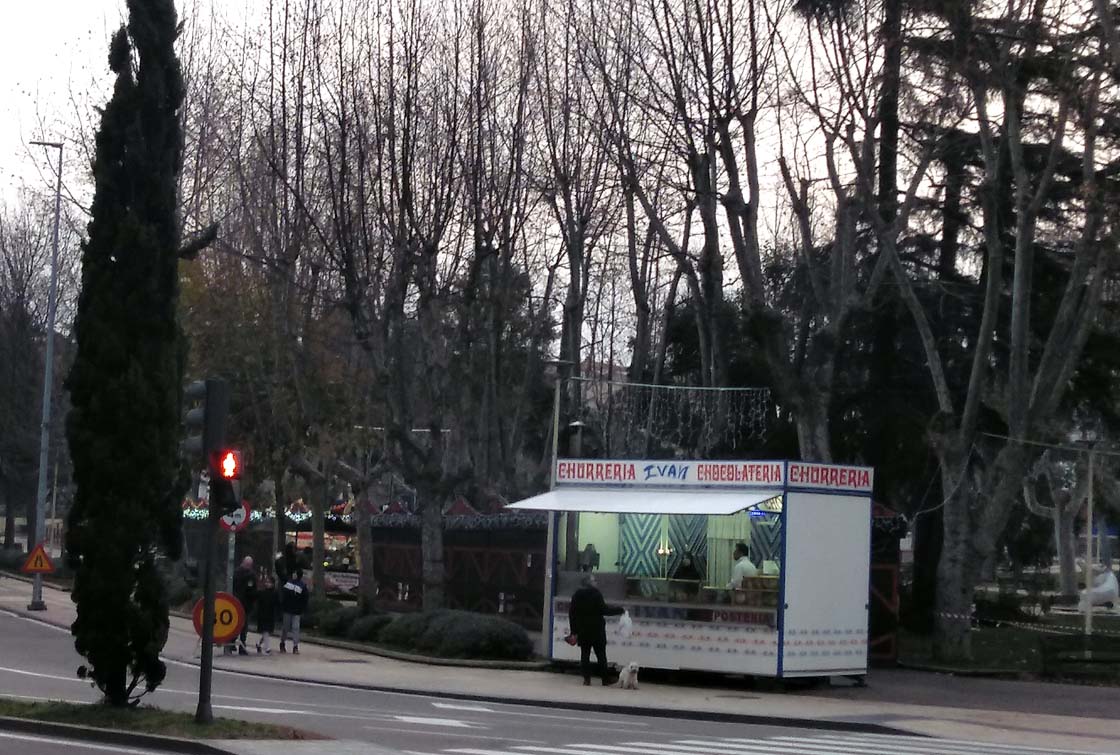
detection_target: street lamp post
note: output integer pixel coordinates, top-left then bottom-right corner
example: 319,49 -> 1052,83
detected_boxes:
28,140 -> 63,612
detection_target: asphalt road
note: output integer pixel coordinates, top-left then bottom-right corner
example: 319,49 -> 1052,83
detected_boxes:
0,729 -> 173,754
0,610 -> 1114,755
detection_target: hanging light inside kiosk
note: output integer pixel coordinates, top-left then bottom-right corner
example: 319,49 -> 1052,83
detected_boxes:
747,497 -> 783,516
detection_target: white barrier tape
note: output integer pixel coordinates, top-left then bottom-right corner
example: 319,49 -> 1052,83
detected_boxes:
1002,619 -> 1120,637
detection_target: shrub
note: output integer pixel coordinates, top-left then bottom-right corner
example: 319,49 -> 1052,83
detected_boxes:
0,548 -> 26,571
303,595 -> 341,630
346,614 -> 394,642
382,610 -> 533,661
379,610 -> 445,648
319,606 -> 362,637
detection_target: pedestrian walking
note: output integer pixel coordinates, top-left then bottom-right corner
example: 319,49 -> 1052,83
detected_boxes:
255,574 -> 277,654
568,575 -> 625,686
279,568 -> 309,654
232,556 -> 257,655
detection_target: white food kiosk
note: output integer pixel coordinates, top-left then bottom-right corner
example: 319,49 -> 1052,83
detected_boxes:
508,459 -> 874,678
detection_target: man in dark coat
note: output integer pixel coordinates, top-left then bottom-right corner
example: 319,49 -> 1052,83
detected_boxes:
568,575 -> 625,686
231,556 -> 257,655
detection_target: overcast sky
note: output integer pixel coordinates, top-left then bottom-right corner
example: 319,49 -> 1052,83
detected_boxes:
0,0 -> 125,199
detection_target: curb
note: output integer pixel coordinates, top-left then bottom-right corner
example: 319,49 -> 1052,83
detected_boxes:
180,659 -> 907,735
0,715 -> 234,755
169,608 -> 550,671
301,634 -> 552,671
896,660 -> 1030,678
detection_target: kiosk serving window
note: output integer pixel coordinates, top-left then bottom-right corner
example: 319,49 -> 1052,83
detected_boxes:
556,504 -> 783,607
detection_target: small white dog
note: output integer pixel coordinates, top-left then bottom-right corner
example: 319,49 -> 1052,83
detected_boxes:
616,661 -> 640,690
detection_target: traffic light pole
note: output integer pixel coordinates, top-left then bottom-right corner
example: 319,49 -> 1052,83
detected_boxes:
194,500 -> 221,724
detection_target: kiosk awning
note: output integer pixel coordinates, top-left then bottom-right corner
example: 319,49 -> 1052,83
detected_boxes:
506,488 -> 783,515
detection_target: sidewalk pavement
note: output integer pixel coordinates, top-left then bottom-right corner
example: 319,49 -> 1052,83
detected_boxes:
2,574 -> 1119,754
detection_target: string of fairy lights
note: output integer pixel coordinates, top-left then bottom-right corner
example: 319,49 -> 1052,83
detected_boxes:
180,501 -> 353,525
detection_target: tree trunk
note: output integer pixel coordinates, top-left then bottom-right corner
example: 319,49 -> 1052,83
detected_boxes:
933,459 -> 973,661
1055,504 -> 1078,597
356,483 -> 378,613
793,394 -> 832,463
1100,515 -> 1113,574
419,495 -> 445,610
2,481 -> 14,549
909,505 -> 942,633
310,481 -> 327,598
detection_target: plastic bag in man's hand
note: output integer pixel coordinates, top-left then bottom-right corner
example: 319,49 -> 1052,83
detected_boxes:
617,609 -> 634,639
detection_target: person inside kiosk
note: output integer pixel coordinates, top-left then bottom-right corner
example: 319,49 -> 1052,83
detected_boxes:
555,503 -> 783,624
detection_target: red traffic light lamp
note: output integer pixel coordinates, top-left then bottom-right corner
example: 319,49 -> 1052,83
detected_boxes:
213,449 -> 241,480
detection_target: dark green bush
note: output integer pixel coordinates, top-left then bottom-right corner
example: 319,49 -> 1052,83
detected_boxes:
379,610 -> 445,648
319,606 -> 362,637
0,548 -> 26,571
383,610 -> 533,661
346,614 -> 394,642
303,595 -> 342,630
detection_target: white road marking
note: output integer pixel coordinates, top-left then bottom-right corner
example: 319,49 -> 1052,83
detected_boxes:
440,735 -> 1119,755
395,715 -> 479,728
0,665 -> 84,684
365,726 -> 543,743
433,702 -> 495,712
814,734 -> 1118,755
0,730 -> 164,754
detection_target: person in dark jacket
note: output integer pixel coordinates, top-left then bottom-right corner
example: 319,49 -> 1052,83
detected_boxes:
275,542 -> 301,585
231,557 -> 257,655
279,568 -> 310,654
255,574 -> 277,654
568,575 -> 625,686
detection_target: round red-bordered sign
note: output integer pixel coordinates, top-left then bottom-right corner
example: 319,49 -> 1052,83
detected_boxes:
220,500 -> 251,533
192,592 -> 245,645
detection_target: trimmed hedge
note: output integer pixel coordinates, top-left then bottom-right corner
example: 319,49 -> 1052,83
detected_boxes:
302,595 -> 339,630
0,548 -> 26,571
346,614 -> 394,642
381,609 -> 533,661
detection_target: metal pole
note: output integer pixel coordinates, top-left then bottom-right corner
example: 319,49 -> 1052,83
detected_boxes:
28,141 -> 62,612
49,462 -> 58,549
1085,451 -> 1094,637
195,502 -> 220,723
540,372 -> 562,658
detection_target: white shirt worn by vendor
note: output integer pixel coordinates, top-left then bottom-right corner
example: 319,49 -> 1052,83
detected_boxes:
728,556 -> 759,588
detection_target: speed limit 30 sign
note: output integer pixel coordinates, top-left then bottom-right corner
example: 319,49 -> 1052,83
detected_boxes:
193,592 -> 246,645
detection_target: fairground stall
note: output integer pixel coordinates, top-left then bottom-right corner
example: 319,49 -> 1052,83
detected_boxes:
508,458 -> 874,679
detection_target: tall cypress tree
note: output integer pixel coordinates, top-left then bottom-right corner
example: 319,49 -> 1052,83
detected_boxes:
65,0 -> 186,706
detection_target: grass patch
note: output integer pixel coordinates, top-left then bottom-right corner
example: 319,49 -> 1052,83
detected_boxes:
0,698 -> 324,740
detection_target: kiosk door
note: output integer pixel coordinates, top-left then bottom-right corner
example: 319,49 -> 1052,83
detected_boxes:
781,491 -> 871,676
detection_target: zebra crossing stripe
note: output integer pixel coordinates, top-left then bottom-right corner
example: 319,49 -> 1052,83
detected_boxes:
811,733 -> 1119,755
444,734 -> 1118,755
639,739 -> 992,755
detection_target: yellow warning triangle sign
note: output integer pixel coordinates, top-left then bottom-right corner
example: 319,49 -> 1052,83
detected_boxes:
20,544 -> 55,575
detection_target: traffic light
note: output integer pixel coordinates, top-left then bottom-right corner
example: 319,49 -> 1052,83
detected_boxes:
181,379 -> 230,463
207,448 -> 242,515
210,449 -> 241,481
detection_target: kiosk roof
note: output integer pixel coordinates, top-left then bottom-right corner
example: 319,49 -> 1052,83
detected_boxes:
506,488 -> 782,515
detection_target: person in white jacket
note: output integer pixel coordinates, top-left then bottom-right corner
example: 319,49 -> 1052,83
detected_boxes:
728,542 -> 758,589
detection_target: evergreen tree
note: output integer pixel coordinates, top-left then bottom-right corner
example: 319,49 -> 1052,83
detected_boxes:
64,0 -> 187,706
